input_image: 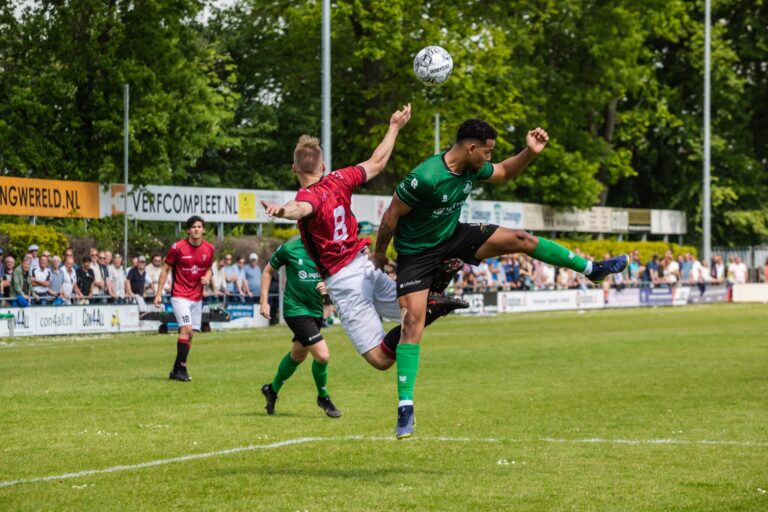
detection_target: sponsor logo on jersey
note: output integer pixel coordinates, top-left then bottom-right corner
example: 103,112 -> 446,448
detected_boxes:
399,279 -> 422,289
442,194 -> 448,202
298,270 -> 308,279
463,181 -> 472,194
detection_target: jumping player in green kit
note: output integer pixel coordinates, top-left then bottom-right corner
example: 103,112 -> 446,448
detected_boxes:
373,119 -> 629,438
259,238 -> 342,418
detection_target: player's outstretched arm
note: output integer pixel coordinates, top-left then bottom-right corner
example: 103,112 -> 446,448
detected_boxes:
358,103 -> 412,182
485,127 -> 549,184
261,199 -> 313,220
259,263 -> 276,319
372,193 -> 412,269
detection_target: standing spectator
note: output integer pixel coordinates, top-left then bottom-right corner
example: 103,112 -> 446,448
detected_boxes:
0,247 -> 4,284
31,254 -> 54,304
626,250 -> 641,285
48,256 -> 64,304
764,257 -> 768,283
108,254 -> 127,303
642,254 -> 660,286
243,253 -> 262,303
12,255 -> 36,307
681,253 -> 694,282
663,251 -> 680,287
223,254 -> 242,301
208,256 -> 228,300
62,248 -> 77,270
60,256 -> 81,305
145,254 -> 163,297
125,255 -> 148,306
1,254 -> 14,300
236,256 -> 250,298
88,248 -> 106,301
28,245 -> 40,270
689,257 -> 707,295
729,256 -> 749,284
76,256 -> 95,303
557,267 -> 574,289
712,255 -> 725,283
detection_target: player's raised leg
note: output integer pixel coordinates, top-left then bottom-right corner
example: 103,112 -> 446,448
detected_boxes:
474,229 -> 628,284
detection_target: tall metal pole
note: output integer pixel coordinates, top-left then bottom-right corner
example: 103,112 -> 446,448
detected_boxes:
321,0 -> 331,174
123,84 -> 129,263
703,0 -> 711,262
434,113 -> 440,154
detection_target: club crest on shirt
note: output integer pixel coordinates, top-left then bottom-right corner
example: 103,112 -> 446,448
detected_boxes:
411,178 -> 418,189
463,181 -> 472,194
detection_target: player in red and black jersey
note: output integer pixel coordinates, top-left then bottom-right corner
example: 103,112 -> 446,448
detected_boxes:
261,104 -> 466,378
155,215 -> 215,381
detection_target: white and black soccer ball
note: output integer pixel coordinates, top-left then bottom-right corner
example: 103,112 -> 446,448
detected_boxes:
413,46 -> 453,86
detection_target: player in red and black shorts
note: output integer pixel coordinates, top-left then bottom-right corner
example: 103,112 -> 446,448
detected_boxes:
155,215 -> 215,382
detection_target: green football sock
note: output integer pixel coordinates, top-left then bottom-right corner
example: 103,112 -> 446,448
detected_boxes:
271,352 -> 300,393
396,343 -> 421,402
531,237 -> 589,273
312,360 -> 329,398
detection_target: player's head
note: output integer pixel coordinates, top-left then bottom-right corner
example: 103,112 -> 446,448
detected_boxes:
455,119 -> 497,169
292,135 -> 324,176
186,215 -> 205,242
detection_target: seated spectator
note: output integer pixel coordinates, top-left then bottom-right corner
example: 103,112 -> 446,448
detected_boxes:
31,254 -> 54,304
12,255 -> 36,307
125,255 -> 148,306
60,256 -> 81,305
642,254 -> 660,286
108,254 -> 128,303
76,256 -> 96,304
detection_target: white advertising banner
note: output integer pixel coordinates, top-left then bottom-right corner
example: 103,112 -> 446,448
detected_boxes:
497,289 -> 603,313
732,283 -> 768,303
101,184 -> 295,224
575,289 -> 606,309
672,286 -> 691,306
467,200 -> 524,229
0,304 -> 145,337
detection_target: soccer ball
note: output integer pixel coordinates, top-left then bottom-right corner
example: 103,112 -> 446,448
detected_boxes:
413,46 -> 453,86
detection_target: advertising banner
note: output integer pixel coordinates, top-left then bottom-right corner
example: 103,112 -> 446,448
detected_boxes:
575,289 -> 605,309
0,176 -> 100,218
639,287 -> 673,306
606,288 -> 641,308
687,285 -> 728,304
672,286 -> 691,306
455,293 -> 485,315
497,290 -> 579,313
731,283 -> 768,303
211,303 -> 270,329
0,304 -> 143,337
101,184 -> 295,224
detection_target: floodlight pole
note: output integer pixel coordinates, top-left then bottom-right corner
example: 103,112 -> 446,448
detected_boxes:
434,113 -> 441,154
321,0 -> 331,174
703,0 -> 711,262
123,84 -> 129,264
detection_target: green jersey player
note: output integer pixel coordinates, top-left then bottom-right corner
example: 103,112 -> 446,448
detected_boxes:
259,238 -> 341,418
373,119 -> 628,438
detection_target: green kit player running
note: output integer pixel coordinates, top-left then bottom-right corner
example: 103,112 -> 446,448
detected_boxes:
259,238 -> 341,418
373,119 -> 628,438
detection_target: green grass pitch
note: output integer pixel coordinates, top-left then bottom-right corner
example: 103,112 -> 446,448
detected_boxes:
1,304 -> 767,511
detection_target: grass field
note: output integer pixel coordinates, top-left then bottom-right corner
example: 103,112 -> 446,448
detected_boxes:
1,304 -> 767,511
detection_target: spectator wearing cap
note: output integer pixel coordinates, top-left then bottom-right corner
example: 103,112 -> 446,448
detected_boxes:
28,244 -> 40,270
125,255 -> 148,305
12,254 -> 36,307
243,252 -> 262,303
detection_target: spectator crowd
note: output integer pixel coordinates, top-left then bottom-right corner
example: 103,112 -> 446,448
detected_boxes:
1,243 -> 767,308
0,245 -> 269,308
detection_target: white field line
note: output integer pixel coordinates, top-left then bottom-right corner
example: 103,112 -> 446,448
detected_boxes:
1,435 -> 765,489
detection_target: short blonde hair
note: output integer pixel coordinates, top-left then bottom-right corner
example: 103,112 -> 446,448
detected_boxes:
293,135 -> 323,173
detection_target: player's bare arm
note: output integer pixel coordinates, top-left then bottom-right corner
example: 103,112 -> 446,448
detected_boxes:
485,127 -> 549,184
358,103 -> 412,181
259,263 -> 276,319
372,193 -> 413,269
154,262 -> 172,307
260,199 -> 314,220
200,268 -> 212,287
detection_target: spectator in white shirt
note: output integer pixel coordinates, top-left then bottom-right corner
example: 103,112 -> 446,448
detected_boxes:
31,254 -> 53,304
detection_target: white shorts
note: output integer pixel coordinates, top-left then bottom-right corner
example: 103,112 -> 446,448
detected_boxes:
171,297 -> 203,330
325,252 -> 400,354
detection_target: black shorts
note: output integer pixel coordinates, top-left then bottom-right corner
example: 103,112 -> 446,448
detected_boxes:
396,223 -> 499,296
284,316 -> 324,346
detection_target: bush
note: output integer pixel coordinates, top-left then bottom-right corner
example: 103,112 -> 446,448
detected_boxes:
556,239 -> 698,263
0,223 -> 69,258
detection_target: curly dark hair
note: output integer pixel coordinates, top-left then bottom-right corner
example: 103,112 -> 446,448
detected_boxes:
456,119 -> 497,143
186,215 -> 205,229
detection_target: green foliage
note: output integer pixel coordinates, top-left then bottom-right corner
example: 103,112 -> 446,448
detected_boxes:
271,226 -> 301,241
557,239 -> 698,263
0,222 -> 69,257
